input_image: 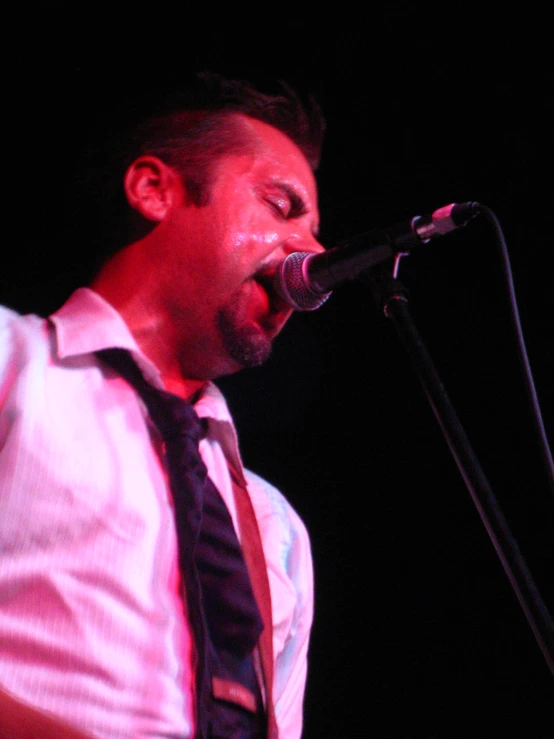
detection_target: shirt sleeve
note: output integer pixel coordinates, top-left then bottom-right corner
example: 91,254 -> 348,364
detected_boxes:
244,470 -> 314,739
0,307 -> 22,440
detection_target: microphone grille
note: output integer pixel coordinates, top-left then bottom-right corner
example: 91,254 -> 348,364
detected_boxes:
274,252 -> 331,311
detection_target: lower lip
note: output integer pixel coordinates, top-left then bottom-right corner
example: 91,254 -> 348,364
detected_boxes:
242,282 -> 269,325
248,281 -> 291,335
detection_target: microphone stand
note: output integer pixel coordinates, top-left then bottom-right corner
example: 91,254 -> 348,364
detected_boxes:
364,263 -> 554,678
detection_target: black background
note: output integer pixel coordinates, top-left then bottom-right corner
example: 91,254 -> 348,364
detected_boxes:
3,8 -> 553,738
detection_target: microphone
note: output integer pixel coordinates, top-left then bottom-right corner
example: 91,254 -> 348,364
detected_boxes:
274,201 -> 481,311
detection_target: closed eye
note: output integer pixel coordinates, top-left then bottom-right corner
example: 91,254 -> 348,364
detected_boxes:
265,184 -> 308,221
267,193 -> 293,218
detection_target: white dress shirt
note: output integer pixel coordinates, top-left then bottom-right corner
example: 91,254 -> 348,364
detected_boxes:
0,288 -> 313,738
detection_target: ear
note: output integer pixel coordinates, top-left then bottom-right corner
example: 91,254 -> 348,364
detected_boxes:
123,156 -> 181,222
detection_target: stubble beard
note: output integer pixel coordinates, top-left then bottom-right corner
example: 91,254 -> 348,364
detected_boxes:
217,304 -> 273,370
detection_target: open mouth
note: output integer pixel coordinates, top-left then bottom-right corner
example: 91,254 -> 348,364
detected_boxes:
253,271 -> 291,316
252,271 -> 294,334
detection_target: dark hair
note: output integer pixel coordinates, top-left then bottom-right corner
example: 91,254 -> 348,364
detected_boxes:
129,72 -> 325,196
69,71 -> 325,276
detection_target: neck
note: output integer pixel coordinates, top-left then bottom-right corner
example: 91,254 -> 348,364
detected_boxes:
91,258 -> 208,403
162,373 -> 207,403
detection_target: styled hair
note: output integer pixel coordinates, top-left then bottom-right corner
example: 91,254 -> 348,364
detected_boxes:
69,72 -> 325,275
127,72 -> 325,202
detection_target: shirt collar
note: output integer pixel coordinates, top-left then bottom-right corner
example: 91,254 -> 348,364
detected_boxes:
49,288 -> 245,480
50,286 -> 157,377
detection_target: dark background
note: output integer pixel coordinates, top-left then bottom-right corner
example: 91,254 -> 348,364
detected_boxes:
3,8 -> 553,738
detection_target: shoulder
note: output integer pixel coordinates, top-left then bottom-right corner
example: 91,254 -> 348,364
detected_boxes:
243,469 -> 312,569
0,305 -> 48,342
0,305 -> 23,341
244,469 -> 314,671
244,469 -> 308,530
0,306 -> 49,367
0,306 -> 51,400
0,305 -> 21,323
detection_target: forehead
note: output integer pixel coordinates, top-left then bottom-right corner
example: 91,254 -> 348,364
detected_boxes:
236,115 -> 319,208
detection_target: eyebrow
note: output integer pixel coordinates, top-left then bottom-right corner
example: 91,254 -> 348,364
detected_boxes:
272,181 -> 320,238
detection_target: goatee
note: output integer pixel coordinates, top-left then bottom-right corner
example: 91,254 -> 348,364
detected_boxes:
217,307 -> 272,369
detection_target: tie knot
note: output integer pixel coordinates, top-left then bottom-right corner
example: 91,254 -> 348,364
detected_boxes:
155,389 -> 205,445
96,348 -> 205,444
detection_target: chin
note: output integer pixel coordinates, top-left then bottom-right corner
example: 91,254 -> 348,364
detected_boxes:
217,312 -> 273,370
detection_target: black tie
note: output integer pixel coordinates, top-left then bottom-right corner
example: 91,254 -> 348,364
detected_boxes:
96,348 -> 265,738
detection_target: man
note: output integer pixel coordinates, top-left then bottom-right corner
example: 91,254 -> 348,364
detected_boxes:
0,74 -> 325,738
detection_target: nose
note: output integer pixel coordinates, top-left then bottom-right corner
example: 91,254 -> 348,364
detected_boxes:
282,231 -> 325,258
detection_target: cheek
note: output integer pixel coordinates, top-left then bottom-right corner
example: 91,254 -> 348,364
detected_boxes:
225,223 -> 282,269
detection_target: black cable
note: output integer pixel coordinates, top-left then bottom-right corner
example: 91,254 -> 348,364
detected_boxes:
480,205 -> 554,496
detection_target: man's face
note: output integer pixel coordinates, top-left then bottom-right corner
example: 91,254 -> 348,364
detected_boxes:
156,115 -> 324,380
